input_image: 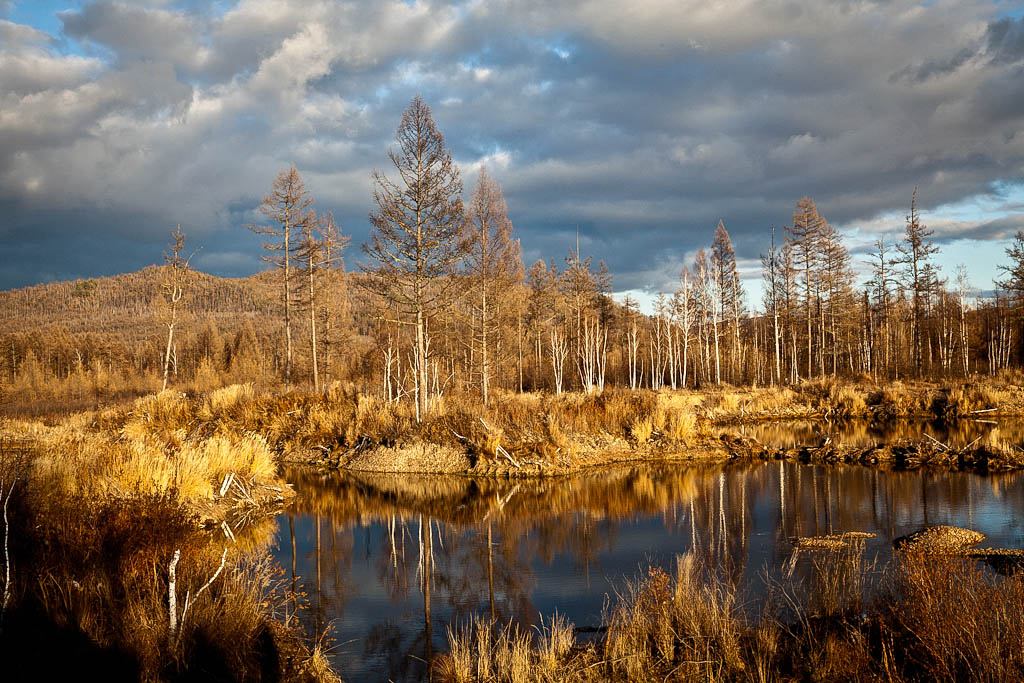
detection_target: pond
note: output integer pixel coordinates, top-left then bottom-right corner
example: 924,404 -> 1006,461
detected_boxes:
274,453 -> 1024,681
713,416 -> 1023,449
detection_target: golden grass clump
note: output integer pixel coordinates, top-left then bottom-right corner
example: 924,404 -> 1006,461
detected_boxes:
439,616 -> 572,683
28,414 -> 279,503
203,382 -> 255,417
657,393 -> 698,442
629,416 -> 654,444
827,384 -> 867,417
886,552 -> 1024,681
743,387 -> 799,415
545,414 -> 569,451
604,555 -> 745,681
126,389 -> 193,434
872,381 -> 919,418
719,392 -> 743,413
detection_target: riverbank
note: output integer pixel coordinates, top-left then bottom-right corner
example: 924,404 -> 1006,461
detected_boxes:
0,405 -> 337,682
7,378 -> 1024,480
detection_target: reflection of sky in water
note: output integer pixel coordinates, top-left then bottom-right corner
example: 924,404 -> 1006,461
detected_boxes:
274,462 -> 1024,682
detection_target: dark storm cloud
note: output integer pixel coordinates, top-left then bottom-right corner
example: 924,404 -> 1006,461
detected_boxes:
986,16 -> 1024,65
0,0 -> 1023,296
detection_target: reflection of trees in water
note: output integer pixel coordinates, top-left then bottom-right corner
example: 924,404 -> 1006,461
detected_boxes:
280,462 -> 1024,679
719,418 -> 1024,449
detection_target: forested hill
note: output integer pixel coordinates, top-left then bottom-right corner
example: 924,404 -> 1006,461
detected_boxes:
0,266 -> 280,336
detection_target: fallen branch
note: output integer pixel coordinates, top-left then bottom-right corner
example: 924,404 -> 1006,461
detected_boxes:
180,548 -> 228,628
923,433 -> 949,451
1,478 -> 15,625
218,472 -> 235,497
496,444 -> 521,468
168,549 -> 181,635
479,418 -> 520,467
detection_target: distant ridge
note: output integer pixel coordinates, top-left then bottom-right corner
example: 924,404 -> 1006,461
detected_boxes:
0,265 -> 280,337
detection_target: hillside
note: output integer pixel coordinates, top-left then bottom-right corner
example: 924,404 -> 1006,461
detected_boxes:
0,265 -> 280,338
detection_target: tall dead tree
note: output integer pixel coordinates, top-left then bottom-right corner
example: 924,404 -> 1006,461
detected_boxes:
761,226 -> 782,385
361,96 -> 464,421
997,229 -> 1024,365
249,165 -> 314,386
866,239 -> 897,378
160,225 -> 194,391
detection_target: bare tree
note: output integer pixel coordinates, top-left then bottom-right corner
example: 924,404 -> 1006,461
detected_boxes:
956,265 -> 971,376
160,225 -> 195,391
761,226 -> 782,385
249,165 -> 314,385
361,96 -> 464,421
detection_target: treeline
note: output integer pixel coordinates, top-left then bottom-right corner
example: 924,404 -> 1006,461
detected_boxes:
4,95 -> 1024,414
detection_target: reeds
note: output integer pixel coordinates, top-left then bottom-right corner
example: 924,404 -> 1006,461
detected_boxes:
437,550 -> 1024,682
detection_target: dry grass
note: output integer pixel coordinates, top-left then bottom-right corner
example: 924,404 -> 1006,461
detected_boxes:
0,400 -> 331,681
437,549 -> 1024,683
0,483 -> 332,682
884,551 -> 1024,680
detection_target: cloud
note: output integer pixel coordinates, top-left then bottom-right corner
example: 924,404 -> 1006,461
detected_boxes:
0,0 -> 1022,297
986,16 -> 1024,65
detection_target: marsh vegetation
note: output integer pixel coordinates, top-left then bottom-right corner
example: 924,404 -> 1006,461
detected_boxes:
276,459 -> 1024,681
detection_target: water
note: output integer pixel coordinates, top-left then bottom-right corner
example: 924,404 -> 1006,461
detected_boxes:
273,435 -> 1024,681
714,417 -> 1023,449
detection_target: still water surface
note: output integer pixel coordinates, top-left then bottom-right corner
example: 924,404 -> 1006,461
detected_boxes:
274,426 -> 1024,682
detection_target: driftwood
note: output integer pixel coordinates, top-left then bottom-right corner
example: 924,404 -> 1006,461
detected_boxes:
790,531 -> 876,551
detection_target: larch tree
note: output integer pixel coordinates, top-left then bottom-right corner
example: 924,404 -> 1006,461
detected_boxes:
316,211 -> 351,384
460,166 -> 522,405
866,239 -> 897,378
361,95 -> 464,421
526,259 -> 558,389
711,220 -> 743,383
249,164 -> 314,386
997,230 -> 1024,302
819,221 -> 854,376
786,197 -> 827,379
894,188 -> 939,375
997,230 -> 1024,365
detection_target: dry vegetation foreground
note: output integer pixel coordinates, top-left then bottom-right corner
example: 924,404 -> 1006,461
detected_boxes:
2,378 -> 1024,680
0,389 -> 338,682
434,547 -> 1024,683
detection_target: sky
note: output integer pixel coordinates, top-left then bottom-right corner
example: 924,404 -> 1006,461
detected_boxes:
1,0 -> 1023,310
